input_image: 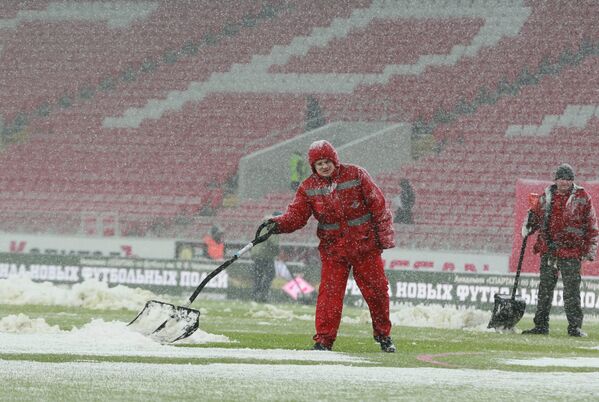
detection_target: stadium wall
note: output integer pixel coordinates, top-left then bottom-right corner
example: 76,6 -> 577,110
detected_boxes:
237,121 -> 411,200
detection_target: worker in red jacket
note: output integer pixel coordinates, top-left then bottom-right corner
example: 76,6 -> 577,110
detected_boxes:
265,140 -> 396,352
521,163 -> 598,337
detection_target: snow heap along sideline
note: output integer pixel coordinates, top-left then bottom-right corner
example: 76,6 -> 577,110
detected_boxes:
0,276 -> 498,334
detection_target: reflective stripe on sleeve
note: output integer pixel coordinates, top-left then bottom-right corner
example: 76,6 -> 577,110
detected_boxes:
347,213 -> 371,226
317,213 -> 372,231
318,222 -> 340,230
337,179 -> 360,190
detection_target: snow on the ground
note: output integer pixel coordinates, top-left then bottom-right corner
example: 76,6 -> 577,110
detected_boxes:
0,278 -> 366,362
249,299 -> 492,330
502,357 -> 599,368
0,313 -> 61,333
0,277 -> 494,331
0,316 -> 365,363
2,360 -> 599,400
390,303 -> 490,330
0,277 -> 158,310
0,277 -> 593,367
248,302 -> 313,322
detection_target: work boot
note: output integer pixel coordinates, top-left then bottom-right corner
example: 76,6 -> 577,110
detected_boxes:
568,328 -> 587,337
521,327 -> 549,335
375,336 -> 396,353
313,342 -> 332,351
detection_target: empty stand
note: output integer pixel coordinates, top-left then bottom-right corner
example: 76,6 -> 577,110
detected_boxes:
210,1 -> 599,253
1,0 -> 599,258
0,0 -> 364,235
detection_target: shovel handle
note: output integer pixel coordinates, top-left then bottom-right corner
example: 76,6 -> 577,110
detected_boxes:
511,234 -> 529,300
185,223 -> 276,306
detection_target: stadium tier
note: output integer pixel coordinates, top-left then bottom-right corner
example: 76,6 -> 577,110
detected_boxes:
0,1 -> 272,120
0,0 -> 598,254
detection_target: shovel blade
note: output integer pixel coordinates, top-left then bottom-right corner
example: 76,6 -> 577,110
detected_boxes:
488,293 -> 526,330
128,300 -> 200,344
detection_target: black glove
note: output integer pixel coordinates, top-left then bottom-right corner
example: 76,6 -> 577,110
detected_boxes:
263,219 -> 279,234
521,211 -> 537,237
583,253 -> 595,262
256,219 -> 279,237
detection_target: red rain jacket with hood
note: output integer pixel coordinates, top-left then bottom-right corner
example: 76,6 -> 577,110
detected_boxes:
529,183 -> 599,260
273,140 -> 395,258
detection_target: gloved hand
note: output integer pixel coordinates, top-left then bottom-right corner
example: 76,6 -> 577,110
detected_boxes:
521,211 -> 536,238
263,219 -> 279,234
583,252 -> 596,262
521,221 -> 533,238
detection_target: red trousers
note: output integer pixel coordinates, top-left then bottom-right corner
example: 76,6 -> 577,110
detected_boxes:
313,249 -> 392,347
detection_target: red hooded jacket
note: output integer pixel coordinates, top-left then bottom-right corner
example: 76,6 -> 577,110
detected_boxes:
529,183 -> 599,260
273,140 -> 395,258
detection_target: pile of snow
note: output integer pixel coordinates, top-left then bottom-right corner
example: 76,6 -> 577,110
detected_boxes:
0,315 -> 369,363
249,303 -> 312,322
341,304 -> 490,330
0,313 -> 61,333
342,309 -> 371,325
246,302 -> 490,330
0,314 -> 229,346
390,304 -> 490,330
0,277 -> 160,310
0,278 -> 493,332
69,318 -> 229,345
502,357 -> 599,368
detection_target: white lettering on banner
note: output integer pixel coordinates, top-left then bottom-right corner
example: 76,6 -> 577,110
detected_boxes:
394,282 -> 453,301
28,265 -> 80,282
179,271 -> 228,289
80,267 -> 181,286
456,285 -> 510,302
519,288 -> 539,305
581,291 -> 597,308
0,263 -> 79,281
474,286 -> 492,303
552,290 -> 564,307
407,283 -> 417,298
486,276 -> 515,286
343,280 -> 392,297
395,282 -> 407,298
0,263 -> 27,278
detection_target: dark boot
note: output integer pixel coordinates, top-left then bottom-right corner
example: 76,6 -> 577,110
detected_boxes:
568,328 -> 587,337
375,336 -> 396,353
313,342 -> 332,351
521,327 -> 549,335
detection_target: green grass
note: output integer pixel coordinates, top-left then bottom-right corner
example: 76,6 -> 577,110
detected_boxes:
1,300 -> 599,401
2,300 -> 598,369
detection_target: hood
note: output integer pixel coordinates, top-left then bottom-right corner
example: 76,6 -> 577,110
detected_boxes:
307,140 -> 340,173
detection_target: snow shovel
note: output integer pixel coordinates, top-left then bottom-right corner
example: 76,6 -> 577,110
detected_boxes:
487,232 -> 529,331
128,221 -> 276,343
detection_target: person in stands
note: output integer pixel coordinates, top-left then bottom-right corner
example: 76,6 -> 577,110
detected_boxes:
521,163 -> 598,337
202,225 -> 225,261
250,212 -> 282,302
263,140 -> 396,352
289,150 -> 310,191
393,178 -> 415,224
